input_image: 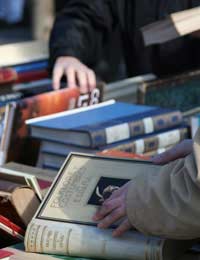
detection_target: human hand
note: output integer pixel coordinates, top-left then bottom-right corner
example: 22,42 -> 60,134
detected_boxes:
151,139 -> 193,165
93,182 -> 132,237
53,56 -> 96,93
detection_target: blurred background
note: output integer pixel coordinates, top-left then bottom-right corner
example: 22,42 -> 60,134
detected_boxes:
0,0 -> 125,82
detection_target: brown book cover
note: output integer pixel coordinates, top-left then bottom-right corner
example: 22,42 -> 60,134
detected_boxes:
6,84 -> 104,165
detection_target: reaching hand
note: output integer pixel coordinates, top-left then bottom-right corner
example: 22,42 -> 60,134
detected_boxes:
53,56 -> 96,93
93,182 -> 132,237
151,139 -> 193,165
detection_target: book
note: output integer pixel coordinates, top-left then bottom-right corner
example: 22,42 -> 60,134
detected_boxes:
0,41 -> 48,67
104,126 -> 188,154
0,165 -> 43,201
26,101 -> 182,148
141,6 -> 200,46
0,68 -> 17,85
24,153 -> 193,260
38,126 -> 188,159
2,243 -> 200,260
0,216 -> 25,248
2,85 -> 103,165
143,145 -> 174,157
137,69 -> 200,112
0,172 -> 41,227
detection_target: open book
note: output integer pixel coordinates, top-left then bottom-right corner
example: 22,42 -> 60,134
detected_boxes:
25,153 -> 194,260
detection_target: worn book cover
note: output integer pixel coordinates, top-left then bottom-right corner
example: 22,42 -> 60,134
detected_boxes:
25,153 -> 193,260
5,85 -> 103,165
137,69 -> 200,112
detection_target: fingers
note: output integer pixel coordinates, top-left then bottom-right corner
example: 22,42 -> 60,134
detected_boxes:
52,56 -> 96,93
93,198 -> 120,221
98,207 -> 125,229
112,219 -> 132,237
65,68 -> 76,88
53,64 -> 64,90
76,71 -> 88,93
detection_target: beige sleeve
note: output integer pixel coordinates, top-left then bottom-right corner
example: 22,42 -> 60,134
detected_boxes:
126,128 -> 200,240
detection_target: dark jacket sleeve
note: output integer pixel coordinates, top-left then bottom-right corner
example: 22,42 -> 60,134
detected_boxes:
49,0 -> 116,70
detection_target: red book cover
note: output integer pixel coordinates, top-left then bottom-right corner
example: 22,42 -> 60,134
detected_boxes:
98,150 -> 150,160
0,68 -> 17,85
0,68 -> 48,86
0,249 -> 14,258
0,215 -> 25,248
15,70 -> 48,84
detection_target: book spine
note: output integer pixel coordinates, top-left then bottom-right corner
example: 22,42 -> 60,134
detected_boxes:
0,68 -> 48,85
25,219 -> 164,260
90,111 -> 183,147
106,127 -> 188,154
0,68 -> 17,85
143,145 -> 174,157
16,70 -> 48,83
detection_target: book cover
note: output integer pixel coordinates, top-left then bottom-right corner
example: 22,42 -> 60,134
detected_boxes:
5,86 -> 102,165
27,101 -> 182,148
141,6 -> 200,46
38,126 -> 188,161
0,41 -> 48,67
137,69 -> 200,112
0,215 -> 24,248
24,153 -> 193,260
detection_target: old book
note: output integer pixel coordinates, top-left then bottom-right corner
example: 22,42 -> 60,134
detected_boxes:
137,69 -> 200,112
2,85 -> 103,165
0,171 -> 41,227
0,41 -> 48,67
104,126 -> 188,154
0,216 -> 25,249
26,100 -> 182,148
141,6 -> 200,46
0,165 -> 44,201
38,126 -> 188,163
25,153 -> 193,260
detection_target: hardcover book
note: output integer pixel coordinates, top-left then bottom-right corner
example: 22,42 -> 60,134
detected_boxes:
0,170 -> 41,227
137,69 -> 200,112
0,216 -> 24,248
38,126 -> 188,161
0,41 -> 48,67
25,153 -> 193,260
26,101 -> 182,148
141,6 -> 200,46
2,85 -> 102,165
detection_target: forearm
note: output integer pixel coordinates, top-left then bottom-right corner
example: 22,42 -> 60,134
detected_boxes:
126,152 -> 200,239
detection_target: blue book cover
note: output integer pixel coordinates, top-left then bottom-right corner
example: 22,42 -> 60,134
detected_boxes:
13,60 -> 48,73
27,101 -> 182,147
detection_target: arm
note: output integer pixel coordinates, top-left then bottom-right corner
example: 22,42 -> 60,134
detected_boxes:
49,0 -> 116,92
94,128 -> 200,239
151,139 -> 193,164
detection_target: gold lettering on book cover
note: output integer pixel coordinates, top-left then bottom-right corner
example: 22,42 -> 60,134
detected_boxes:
50,166 -> 90,208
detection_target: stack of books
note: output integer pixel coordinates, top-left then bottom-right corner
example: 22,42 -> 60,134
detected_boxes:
26,100 -> 188,172
0,41 -> 104,166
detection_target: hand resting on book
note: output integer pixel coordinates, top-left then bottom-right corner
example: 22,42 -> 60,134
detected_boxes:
53,56 -> 96,93
93,182 -> 132,237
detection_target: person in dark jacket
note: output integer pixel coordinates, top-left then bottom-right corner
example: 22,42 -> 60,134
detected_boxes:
50,0 -> 200,92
